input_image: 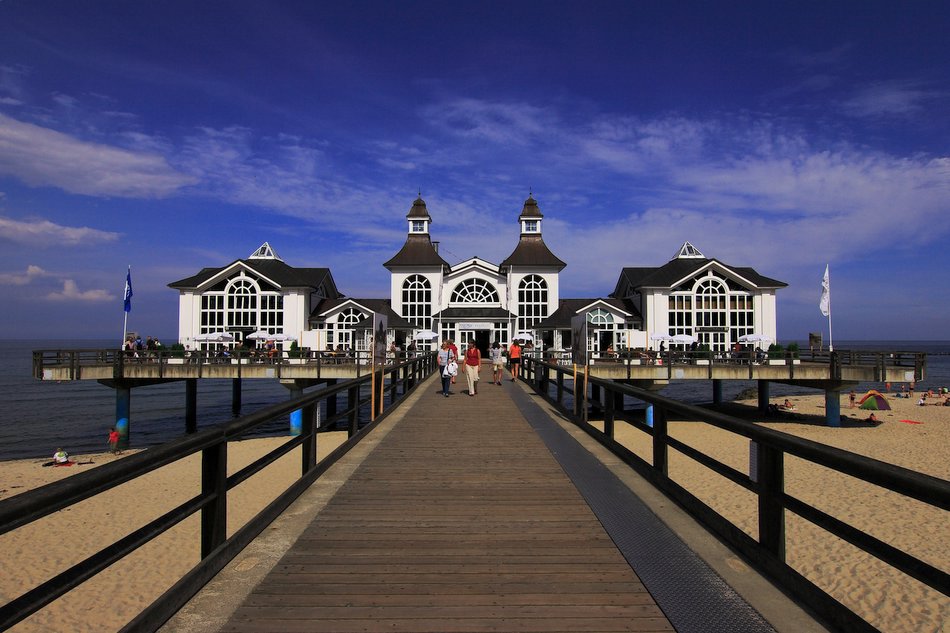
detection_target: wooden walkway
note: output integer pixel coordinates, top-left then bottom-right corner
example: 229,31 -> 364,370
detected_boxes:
220,372 -> 674,632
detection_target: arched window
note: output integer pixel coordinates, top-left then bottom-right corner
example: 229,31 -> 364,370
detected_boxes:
451,278 -> 499,304
402,275 -> 432,329
227,278 -> 258,328
336,308 -> 365,350
517,275 -> 548,331
587,308 -> 614,326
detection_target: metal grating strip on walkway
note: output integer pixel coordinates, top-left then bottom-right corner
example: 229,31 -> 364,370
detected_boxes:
218,372 -> 773,632
510,383 -> 776,633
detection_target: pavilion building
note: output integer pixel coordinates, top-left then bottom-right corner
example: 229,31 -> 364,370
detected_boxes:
169,196 -> 786,356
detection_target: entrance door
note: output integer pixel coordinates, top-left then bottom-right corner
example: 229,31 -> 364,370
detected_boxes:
475,330 -> 491,356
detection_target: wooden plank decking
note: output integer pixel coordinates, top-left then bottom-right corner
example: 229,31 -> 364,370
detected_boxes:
220,371 -> 674,632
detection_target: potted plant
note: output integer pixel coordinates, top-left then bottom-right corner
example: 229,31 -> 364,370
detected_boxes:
167,343 -> 186,364
767,343 -> 786,365
695,343 -> 711,365
786,342 -> 801,364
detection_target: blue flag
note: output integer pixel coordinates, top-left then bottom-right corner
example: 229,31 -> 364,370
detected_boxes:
124,268 -> 133,313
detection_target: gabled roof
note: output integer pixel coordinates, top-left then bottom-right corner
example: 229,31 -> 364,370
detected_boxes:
535,298 -> 642,330
611,257 -> 786,297
384,235 -> 450,269
168,258 -> 340,296
310,298 -> 414,329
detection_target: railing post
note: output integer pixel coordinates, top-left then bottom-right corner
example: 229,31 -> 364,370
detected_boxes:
301,402 -> 317,474
200,441 -> 227,559
604,385 -> 614,439
756,442 -> 785,560
348,384 -> 360,437
652,406 -> 668,476
557,368 -> 564,405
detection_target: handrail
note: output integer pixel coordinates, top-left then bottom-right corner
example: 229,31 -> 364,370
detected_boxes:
32,348 -> 438,380
1,352 -> 438,632
520,355 -> 948,633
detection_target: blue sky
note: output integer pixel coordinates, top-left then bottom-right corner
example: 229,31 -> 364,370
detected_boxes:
1,1 -> 948,341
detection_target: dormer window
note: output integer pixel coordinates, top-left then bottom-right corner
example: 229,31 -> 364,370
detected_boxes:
410,220 -> 427,234
522,219 -> 539,234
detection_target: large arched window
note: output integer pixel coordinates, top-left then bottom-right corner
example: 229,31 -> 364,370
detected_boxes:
451,278 -> 499,304
587,308 -> 614,326
517,275 -> 548,331
402,275 -> 432,328
227,278 -> 258,328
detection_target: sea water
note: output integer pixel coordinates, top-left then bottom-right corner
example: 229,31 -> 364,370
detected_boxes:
0,339 -> 947,461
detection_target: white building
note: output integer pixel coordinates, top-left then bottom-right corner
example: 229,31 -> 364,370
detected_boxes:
169,197 -> 786,355
168,242 -> 342,350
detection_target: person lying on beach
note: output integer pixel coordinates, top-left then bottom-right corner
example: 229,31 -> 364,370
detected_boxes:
866,413 -> 879,423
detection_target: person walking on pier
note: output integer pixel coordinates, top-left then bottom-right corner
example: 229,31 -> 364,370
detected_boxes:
438,341 -> 456,398
508,340 -> 522,381
464,340 -> 481,396
489,341 -> 504,385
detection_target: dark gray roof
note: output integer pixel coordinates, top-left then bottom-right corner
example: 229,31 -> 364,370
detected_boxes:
500,236 -> 566,270
310,298 -> 414,329
434,307 -> 514,319
611,258 -> 787,297
519,195 -> 543,218
406,196 -> 432,220
384,235 -> 450,269
168,259 -> 341,296
535,298 -> 641,330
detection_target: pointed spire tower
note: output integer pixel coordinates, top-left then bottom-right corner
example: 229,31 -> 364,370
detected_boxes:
500,194 -> 566,270
384,195 -> 449,270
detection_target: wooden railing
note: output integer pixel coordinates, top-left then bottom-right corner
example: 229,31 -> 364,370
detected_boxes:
32,348 -> 432,380
520,356 -> 948,633
2,352 -> 437,632
527,348 -> 926,381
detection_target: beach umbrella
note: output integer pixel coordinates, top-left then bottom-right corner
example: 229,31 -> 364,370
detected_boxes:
194,332 -> 234,342
670,334 -> 697,344
269,333 -> 296,342
413,329 -> 439,340
649,333 -> 672,341
738,334 -> 770,344
246,330 -> 271,340
515,332 -> 534,342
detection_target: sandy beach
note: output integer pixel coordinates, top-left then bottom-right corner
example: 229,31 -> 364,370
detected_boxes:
608,391 -> 950,633
0,432 -> 348,633
1,391 -> 948,632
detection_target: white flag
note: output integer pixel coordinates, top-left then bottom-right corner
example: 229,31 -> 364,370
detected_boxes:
819,265 -> 831,317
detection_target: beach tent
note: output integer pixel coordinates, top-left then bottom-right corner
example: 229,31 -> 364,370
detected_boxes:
858,390 -> 891,410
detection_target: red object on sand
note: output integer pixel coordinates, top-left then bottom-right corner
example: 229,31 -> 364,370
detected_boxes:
898,419 -> 923,425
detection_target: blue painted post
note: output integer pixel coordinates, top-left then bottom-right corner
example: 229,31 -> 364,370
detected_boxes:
645,404 -> 654,428
115,386 -> 131,450
825,389 -> 841,427
712,379 -> 723,405
289,385 -> 303,436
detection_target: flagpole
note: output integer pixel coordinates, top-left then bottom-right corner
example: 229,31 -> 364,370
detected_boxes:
121,266 -> 132,350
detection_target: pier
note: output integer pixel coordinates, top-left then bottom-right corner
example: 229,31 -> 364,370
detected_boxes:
31,347 -> 928,436
3,357 -> 947,632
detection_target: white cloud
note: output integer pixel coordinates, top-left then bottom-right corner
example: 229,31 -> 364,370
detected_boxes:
0,264 -> 46,285
0,215 -> 120,245
0,112 -> 198,197
47,279 -> 113,302
841,80 -> 940,118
